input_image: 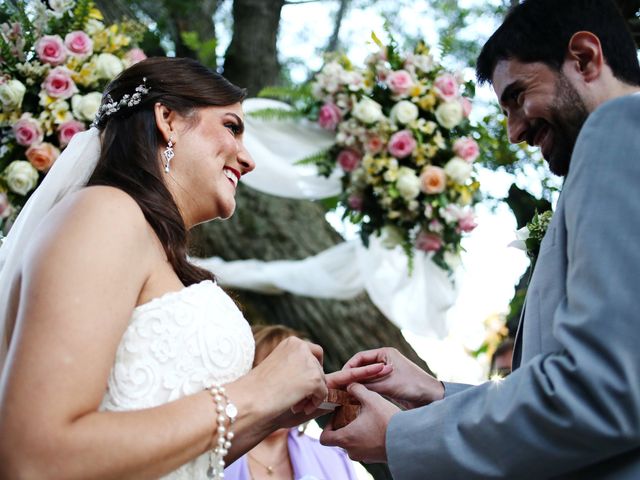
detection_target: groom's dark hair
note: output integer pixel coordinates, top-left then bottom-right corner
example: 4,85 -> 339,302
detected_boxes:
476,0 -> 640,86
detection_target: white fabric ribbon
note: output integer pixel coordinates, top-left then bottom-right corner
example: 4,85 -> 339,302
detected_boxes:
193,236 -> 456,338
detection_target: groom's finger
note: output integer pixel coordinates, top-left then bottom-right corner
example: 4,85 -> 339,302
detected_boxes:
326,363 -> 391,388
343,349 -> 385,369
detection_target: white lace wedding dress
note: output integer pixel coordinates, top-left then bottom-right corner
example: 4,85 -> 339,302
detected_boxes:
100,280 -> 255,479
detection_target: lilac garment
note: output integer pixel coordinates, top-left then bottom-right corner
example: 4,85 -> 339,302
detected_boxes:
225,429 -> 357,480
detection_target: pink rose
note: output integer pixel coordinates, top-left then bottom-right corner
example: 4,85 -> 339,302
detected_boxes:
347,194 -> 364,211
64,31 -> 93,56
0,192 -> 10,219
26,142 -> 60,171
458,210 -> 477,233
460,97 -> 472,118
13,116 -> 44,147
434,73 -> 459,101
337,149 -> 361,172
318,102 -> 342,131
386,70 -> 413,96
366,136 -> 384,155
419,165 -> 446,194
42,67 -> 77,99
415,231 -> 443,252
57,120 -> 86,147
453,137 -> 480,163
123,48 -> 147,67
388,130 -> 416,159
35,35 -> 67,65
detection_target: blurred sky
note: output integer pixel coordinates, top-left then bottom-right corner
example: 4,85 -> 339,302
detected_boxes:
215,0 -> 544,383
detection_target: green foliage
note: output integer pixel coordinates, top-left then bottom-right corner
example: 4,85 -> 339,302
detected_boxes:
247,107 -> 306,121
295,148 -> 333,177
180,30 -> 216,68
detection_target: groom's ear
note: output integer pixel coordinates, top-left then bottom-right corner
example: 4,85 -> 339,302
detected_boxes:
154,102 -> 178,143
565,31 -> 603,83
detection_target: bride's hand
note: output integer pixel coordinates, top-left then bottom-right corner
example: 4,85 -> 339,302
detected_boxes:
246,336 -> 328,418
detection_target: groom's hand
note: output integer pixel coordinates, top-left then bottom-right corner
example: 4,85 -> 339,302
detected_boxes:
342,347 -> 444,409
320,383 -> 399,463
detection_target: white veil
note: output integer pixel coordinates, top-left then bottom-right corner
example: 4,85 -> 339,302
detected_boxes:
0,128 -> 101,373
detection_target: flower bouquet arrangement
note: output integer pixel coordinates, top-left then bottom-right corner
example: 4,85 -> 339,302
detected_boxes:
0,0 -> 146,234
258,34 -> 482,273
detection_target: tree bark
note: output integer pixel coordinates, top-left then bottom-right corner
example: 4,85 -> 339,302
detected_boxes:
222,0 -> 286,96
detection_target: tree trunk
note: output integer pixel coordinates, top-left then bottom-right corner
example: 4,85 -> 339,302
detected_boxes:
222,0 -> 286,96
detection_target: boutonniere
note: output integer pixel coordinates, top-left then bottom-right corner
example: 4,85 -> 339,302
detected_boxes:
509,210 -> 553,261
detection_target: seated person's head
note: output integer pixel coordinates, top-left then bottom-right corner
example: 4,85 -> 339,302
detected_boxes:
490,338 -> 515,378
252,324 -> 307,367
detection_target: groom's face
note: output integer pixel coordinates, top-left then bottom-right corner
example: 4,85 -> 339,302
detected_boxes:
492,59 -> 589,177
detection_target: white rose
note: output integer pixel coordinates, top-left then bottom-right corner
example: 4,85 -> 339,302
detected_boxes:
380,226 -> 404,249
390,100 -> 419,125
352,97 -> 383,124
4,160 -> 39,196
49,0 -> 75,12
72,92 -> 103,121
396,167 -> 421,200
508,226 -> 530,251
444,157 -> 472,184
0,79 -> 27,110
95,53 -> 124,80
435,100 -> 464,129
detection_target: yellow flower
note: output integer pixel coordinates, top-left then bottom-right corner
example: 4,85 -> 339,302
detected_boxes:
50,100 -> 72,124
92,30 -> 109,51
89,7 -> 104,20
38,91 -> 56,108
432,130 -> 446,149
409,84 -> 425,98
424,144 -> 439,159
458,187 -> 473,206
418,92 -> 437,111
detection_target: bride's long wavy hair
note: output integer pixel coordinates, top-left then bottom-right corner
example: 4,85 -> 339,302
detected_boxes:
88,57 -> 246,286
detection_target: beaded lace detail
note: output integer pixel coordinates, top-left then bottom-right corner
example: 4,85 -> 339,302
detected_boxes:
100,280 -> 254,479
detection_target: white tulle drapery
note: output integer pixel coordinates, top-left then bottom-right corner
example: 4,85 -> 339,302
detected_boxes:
193,98 -> 458,338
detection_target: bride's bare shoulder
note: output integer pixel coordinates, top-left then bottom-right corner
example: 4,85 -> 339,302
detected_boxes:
28,185 -> 157,268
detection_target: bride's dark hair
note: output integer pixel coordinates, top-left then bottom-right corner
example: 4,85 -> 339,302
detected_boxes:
88,57 -> 246,286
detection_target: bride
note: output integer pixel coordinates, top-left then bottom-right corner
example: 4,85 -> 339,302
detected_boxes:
0,57 -> 382,479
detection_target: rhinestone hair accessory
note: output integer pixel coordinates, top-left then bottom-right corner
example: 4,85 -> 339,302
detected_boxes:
91,77 -> 150,128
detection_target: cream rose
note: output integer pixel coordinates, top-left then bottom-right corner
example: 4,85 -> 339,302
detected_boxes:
444,157 -> 473,184
95,53 -> 124,80
352,97 -> 383,124
390,100 -> 419,125
4,160 -> 39,196
396,167 -> 421,201
0,79 -> 27,110
435,101 -> 464,130
72,92 -> 103,121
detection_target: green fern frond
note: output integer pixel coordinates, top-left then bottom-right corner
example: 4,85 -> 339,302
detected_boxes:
294,148 -> 331,166
248,108 -> 305,121
257,84 -> 312,103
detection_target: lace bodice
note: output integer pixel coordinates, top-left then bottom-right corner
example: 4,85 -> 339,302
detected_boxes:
100,280 -> 254,479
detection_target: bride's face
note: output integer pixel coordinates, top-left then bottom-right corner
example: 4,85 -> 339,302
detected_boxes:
165,103 -> 254,227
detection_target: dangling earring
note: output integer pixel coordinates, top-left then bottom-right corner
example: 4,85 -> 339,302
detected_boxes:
163,136 -> 175,173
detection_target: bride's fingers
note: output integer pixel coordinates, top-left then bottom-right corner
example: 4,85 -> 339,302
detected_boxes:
343,350 -> 387,369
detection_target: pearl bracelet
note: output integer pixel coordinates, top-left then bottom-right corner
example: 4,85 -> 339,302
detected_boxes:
206,384 -> 237,479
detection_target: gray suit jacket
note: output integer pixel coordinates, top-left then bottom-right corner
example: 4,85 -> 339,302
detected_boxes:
386,94 -> 640,479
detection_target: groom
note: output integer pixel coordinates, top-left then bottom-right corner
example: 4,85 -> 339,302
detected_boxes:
321,0 -> 640,477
